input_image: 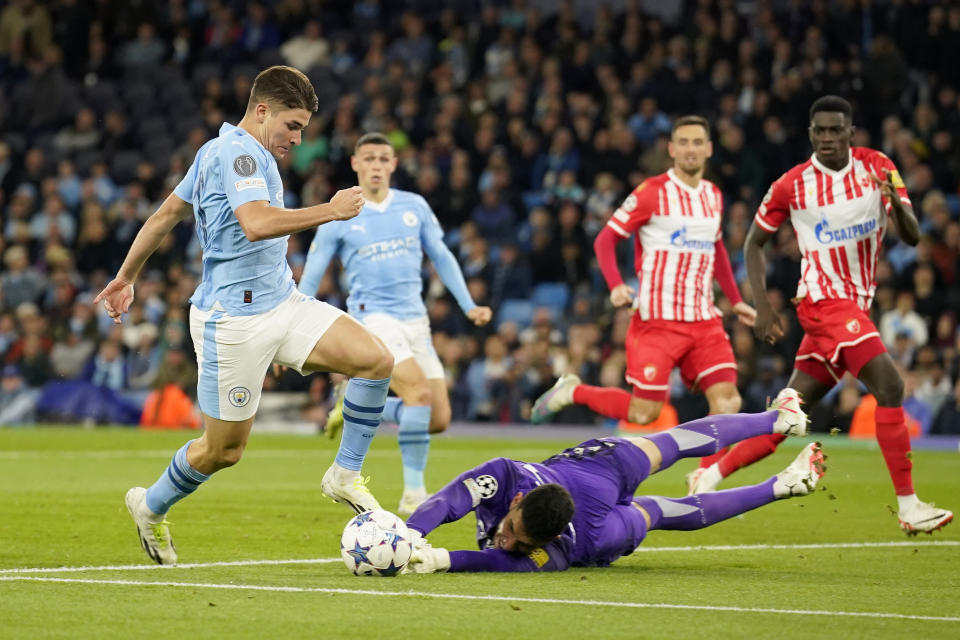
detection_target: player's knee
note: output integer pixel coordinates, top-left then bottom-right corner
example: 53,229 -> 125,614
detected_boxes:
711,392 -> 742,415
429,404 -> 450,433
355,336 -> 395,380
206,444 -> 245,471
627,403 -> 661,425
874,375 -> 904,406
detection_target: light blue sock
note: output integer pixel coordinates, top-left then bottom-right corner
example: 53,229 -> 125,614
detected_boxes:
382,397 -> 404,424
334,376 -> 389,471
145,440 -> 211,515
397,404 -> 430,491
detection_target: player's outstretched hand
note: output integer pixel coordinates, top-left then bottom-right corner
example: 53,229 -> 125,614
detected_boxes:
330,186 -> 364,220
467,306 -> 492,326
609,283 -> 636,307
404,546 -> 450,574
406,529 -> 431,551
94,278 -> 134,324
732,301 -> 757,327
754,304 -> 786,345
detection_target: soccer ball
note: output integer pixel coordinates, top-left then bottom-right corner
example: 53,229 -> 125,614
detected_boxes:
340,509 -> 413,576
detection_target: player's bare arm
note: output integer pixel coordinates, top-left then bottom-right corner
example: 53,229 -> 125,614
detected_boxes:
94,192 -> 192,323
234,186 -> 364,242
871,169 -> 920,246
744,222 -> 786,344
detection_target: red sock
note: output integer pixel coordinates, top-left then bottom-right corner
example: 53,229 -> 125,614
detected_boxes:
874,405 -> 914,495
717,434 -> 786,477
572,385 -> 631,420
698,447 -> 729,468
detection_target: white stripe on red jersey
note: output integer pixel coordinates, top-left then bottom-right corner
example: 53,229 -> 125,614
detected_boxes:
755,148 -> 911,311
605,169 -> 724,321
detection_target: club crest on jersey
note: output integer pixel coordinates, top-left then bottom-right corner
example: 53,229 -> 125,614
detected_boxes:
814,213 -> 877,244
228,386 -> 251,407
644,364 -> 657,381
473,475 -> 499,499
669,226 -> 713,251
402,211 -> 418,227
233,154 -> 257,177
845,318 -> 861,334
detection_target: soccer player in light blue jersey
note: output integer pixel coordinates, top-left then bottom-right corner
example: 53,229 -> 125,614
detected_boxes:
95,67 -> 396,565
299,132 -> 492,516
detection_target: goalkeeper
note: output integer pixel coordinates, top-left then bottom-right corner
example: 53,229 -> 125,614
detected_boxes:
405,389 -> 824,573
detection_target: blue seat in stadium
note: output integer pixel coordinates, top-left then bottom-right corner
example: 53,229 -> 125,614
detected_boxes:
531,282 -> 571,312
496,299 -> 535,329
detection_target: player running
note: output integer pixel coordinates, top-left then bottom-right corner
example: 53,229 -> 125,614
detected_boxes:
695,95 -> 952,535
403,389 -> 822,573
299,132 -> 491,516
531,116 -> 755,487
96,66 -> 395,565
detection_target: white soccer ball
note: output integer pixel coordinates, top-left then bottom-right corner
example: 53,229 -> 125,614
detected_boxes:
340,509 -> 413,576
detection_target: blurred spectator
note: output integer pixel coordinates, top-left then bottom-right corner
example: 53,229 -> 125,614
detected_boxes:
1,246 -> 46,309
880,292 -> 929,352
83,339 -> 127,391
930,377 -> 960,435
0,364 -> 38,425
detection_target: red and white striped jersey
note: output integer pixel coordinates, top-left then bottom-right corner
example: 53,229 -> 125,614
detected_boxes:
605,169 -> 724,322
755,147 -> 911,310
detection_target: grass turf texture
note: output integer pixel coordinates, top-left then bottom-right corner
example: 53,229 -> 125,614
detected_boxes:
1,427 -> 957,639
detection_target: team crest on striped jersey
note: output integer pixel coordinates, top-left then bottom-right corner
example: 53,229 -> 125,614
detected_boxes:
845,318 -> 861,334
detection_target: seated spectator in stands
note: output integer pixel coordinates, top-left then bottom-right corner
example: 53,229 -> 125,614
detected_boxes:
489,242 -> 532,307
83,339 -> 127,391
50,324 -> 95,380
628,97 -> 671,147
470,188 -> 515,243
281,20 -> 329,71
1,246 -> 46,309
125,322 -> 161,390
930,377 -> 960,435
880,291 -> 929,352
119,23 -> 165,71
53,107 -> 100,157
16,332 -> 54,388
0,365 -> 38,426
914,346 -> 953,417
29,193 -> 76,246
465,335 -> 513,421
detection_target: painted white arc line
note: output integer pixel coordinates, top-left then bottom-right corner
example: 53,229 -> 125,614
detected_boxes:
1,576 -> 957,623
1,540 -> 956,575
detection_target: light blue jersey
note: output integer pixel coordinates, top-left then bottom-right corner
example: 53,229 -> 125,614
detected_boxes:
174,122 -> 292,315
299,188 -> 475,320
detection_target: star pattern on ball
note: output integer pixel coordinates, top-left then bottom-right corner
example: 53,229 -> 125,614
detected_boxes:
353,511 -> 375,526
345,540 -> 371,568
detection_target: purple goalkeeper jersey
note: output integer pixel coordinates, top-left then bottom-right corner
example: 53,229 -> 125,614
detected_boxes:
405,438 -> 652,572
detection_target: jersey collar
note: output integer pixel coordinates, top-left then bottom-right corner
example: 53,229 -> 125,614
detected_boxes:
667,168 -> 705,195
810,150 -> 853,177
220,122 -> 270,158
363,188 -> 395,212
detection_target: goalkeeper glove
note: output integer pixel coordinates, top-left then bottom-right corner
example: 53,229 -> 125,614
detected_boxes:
405,547 -> 450,574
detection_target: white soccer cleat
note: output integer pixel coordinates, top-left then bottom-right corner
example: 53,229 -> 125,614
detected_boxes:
686,465 -> 721,495
771,388 -> 808,436
772,442 -> 826,498
530,373 -> 582,424
397,489 -> 431,518
899,501 -> 953,536
321,465 -> 382,514
124,487 -> 177,565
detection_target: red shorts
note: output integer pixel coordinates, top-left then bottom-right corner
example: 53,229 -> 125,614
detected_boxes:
624,315 -> 737,401
793,297 -> 887,386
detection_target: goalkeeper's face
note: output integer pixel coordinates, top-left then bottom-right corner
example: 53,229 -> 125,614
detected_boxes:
352,143 -> 398,192
492,493 -> 540,554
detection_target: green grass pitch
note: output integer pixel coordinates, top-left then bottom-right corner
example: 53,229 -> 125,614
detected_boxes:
1,427 -> 957,639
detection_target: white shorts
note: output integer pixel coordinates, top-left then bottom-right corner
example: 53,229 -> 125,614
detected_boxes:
189,290 -> 344,421
361,313 -> 444,379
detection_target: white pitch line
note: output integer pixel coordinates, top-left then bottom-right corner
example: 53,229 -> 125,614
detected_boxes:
1,576 -> 957,623
1,540 -> 955,575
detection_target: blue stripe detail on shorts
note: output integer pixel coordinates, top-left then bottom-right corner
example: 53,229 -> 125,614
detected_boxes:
198,310 -> 225,419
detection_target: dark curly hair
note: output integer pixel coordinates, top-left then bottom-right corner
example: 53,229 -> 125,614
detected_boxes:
519,484 -> 575,545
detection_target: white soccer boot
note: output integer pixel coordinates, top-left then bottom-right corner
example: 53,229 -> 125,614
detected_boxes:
772,442 -> 826,498
686,464 -> 722,495
530,373 -> 582,424
321,464 -> 382,514
771,388 -> 808,436
899,501 -> 953,536
125,487 -> 177,565
398,488 -> 431,518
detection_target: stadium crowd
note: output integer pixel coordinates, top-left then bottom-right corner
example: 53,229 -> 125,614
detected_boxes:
0,0 -> 959,434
